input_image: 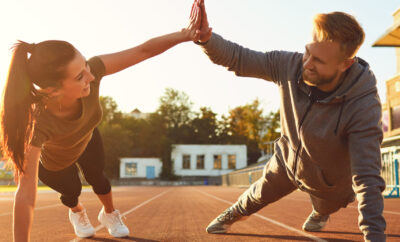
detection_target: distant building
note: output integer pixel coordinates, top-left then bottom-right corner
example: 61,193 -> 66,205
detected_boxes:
119,144 -> 247,180
120,157 -> 162,179
373,7 -> 400,147
125,108 -> 151,119
0,159 -> 13,180
171,144 -> 247,177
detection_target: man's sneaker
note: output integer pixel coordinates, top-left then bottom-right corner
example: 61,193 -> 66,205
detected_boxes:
98,207 -> 129,237
302,210 -> 329,232
206,207 -> 245,234
69,209 -> 95,238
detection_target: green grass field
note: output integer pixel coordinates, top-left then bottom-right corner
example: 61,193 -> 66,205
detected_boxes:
0,185 -> 91,193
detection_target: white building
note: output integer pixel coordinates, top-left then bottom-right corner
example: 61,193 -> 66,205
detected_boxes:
124,108 -> 151,119
120,157 -> 162,179
171,144 -> 247,177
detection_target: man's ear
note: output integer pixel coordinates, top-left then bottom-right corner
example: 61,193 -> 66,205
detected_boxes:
340,58 -> 355,72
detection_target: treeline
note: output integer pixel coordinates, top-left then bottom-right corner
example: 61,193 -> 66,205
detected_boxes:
98,88 -> 280,180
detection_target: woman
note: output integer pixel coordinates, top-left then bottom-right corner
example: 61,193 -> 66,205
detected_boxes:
1,2 -> 202,241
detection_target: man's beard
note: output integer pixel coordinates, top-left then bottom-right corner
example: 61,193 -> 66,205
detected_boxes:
302,69 -> 338,87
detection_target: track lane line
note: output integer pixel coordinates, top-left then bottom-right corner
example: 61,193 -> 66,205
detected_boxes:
197,190 -> 327,242
0,189 -> 97,217
70,189 -> 171,242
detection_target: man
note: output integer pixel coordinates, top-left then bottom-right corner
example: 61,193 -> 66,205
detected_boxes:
190,1 -> 386,241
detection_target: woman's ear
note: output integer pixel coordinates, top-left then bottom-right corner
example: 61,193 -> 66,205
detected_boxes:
38,86 -> 62,98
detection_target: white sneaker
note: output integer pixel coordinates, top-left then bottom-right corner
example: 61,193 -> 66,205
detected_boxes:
69,209 -> 95,238
98,207 -> 130,237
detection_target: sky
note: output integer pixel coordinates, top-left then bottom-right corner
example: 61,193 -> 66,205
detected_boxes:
1,0 -> 399,117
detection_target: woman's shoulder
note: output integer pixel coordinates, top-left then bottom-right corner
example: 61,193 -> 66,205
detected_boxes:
88,57 -> 106,82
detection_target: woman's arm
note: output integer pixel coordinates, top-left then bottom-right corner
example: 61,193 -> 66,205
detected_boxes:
13,145 -> 41,242
99,23 -> 200,76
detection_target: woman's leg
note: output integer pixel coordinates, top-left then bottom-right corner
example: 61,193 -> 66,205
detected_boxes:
77,128 -> 129,237
38,160 -> 96,238
77,128 -> 114,212
38,162 -> 82,209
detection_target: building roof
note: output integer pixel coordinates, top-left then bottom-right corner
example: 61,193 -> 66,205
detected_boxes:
373,7 -> 400,47
373,20 -> 400,47
131,108 -> 141,114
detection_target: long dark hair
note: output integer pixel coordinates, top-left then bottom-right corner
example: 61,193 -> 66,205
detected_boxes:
0,40 -> 76,174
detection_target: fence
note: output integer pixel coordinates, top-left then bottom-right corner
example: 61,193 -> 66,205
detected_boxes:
381,147 -> 400,198
221,165 -> 264,187
223,146 -> 400,199
221,141 -> 274,187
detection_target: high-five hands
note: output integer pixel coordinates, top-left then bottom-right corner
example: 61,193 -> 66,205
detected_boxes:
187,0 -> 212,43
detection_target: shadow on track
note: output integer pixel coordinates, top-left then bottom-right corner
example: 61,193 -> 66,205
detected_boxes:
318,230 -> 400,239
80,236 -> 159,242
215,232 -> 331,241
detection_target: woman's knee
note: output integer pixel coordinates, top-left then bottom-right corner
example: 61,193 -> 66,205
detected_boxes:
59,186 -> 82,208
86,174 -> 111,195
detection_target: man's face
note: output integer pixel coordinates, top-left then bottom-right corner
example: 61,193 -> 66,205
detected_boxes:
302,40 -> 350,92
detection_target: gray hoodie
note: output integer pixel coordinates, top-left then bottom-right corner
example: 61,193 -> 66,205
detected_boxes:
200,33 -> 386,242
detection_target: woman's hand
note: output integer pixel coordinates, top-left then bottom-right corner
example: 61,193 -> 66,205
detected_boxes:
13,145 -> 41,242
182,0 -> 202,42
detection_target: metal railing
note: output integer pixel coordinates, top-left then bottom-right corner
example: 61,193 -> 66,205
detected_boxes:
381,147 -> 400,198
222,164 -> 264,187
222,141 -> 274,187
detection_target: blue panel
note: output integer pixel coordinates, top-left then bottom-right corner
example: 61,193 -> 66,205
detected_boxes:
146,166 -> 156,179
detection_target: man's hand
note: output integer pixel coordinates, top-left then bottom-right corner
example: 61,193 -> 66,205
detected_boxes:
197,0 -> 212,43
183,0 -> 202,42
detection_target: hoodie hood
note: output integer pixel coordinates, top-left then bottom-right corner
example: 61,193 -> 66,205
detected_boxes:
316,57 -> 374,104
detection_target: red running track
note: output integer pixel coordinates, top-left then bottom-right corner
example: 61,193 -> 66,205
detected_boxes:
0,186 -> 399,241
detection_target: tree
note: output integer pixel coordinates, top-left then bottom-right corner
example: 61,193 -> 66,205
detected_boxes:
262,109 -> 281,143
190,107 -> 220,144
98,96 -> 131,178
156,88 -> 194,179
224,99 -> 271,165
98,123 -> 132,179
99,96 -> 123,125
157,88 -> 193,130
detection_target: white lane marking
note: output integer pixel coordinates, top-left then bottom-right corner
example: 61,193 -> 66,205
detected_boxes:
282,197 -> 400,216
70,189 -> 171,242
0,188 -> 94,217
198,190 -> 327,242
0,204 -> 62,217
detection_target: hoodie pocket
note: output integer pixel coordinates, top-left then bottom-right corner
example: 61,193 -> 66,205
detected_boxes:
296,150 -> 336,192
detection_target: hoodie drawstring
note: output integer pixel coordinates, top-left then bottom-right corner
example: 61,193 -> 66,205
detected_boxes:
334,95 -> 346,136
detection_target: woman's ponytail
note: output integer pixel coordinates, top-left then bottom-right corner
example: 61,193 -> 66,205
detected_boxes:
0,41 -> 37,174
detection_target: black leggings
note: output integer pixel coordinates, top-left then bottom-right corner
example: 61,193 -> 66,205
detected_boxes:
38,128 -> 111,208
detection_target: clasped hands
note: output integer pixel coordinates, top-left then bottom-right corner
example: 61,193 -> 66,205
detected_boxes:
184,0 -> 213,44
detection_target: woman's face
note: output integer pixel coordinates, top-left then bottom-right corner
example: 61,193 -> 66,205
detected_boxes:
57,50 -> 95,100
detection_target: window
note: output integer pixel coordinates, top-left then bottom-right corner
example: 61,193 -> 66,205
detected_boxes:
125,162 -> 137,176
382,110 -> 389,133
213,155 -> 222,169
392,106 -> 400,130
197,155 -> 205,169
228,155 -> 236,169
182,154 -> 191,169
